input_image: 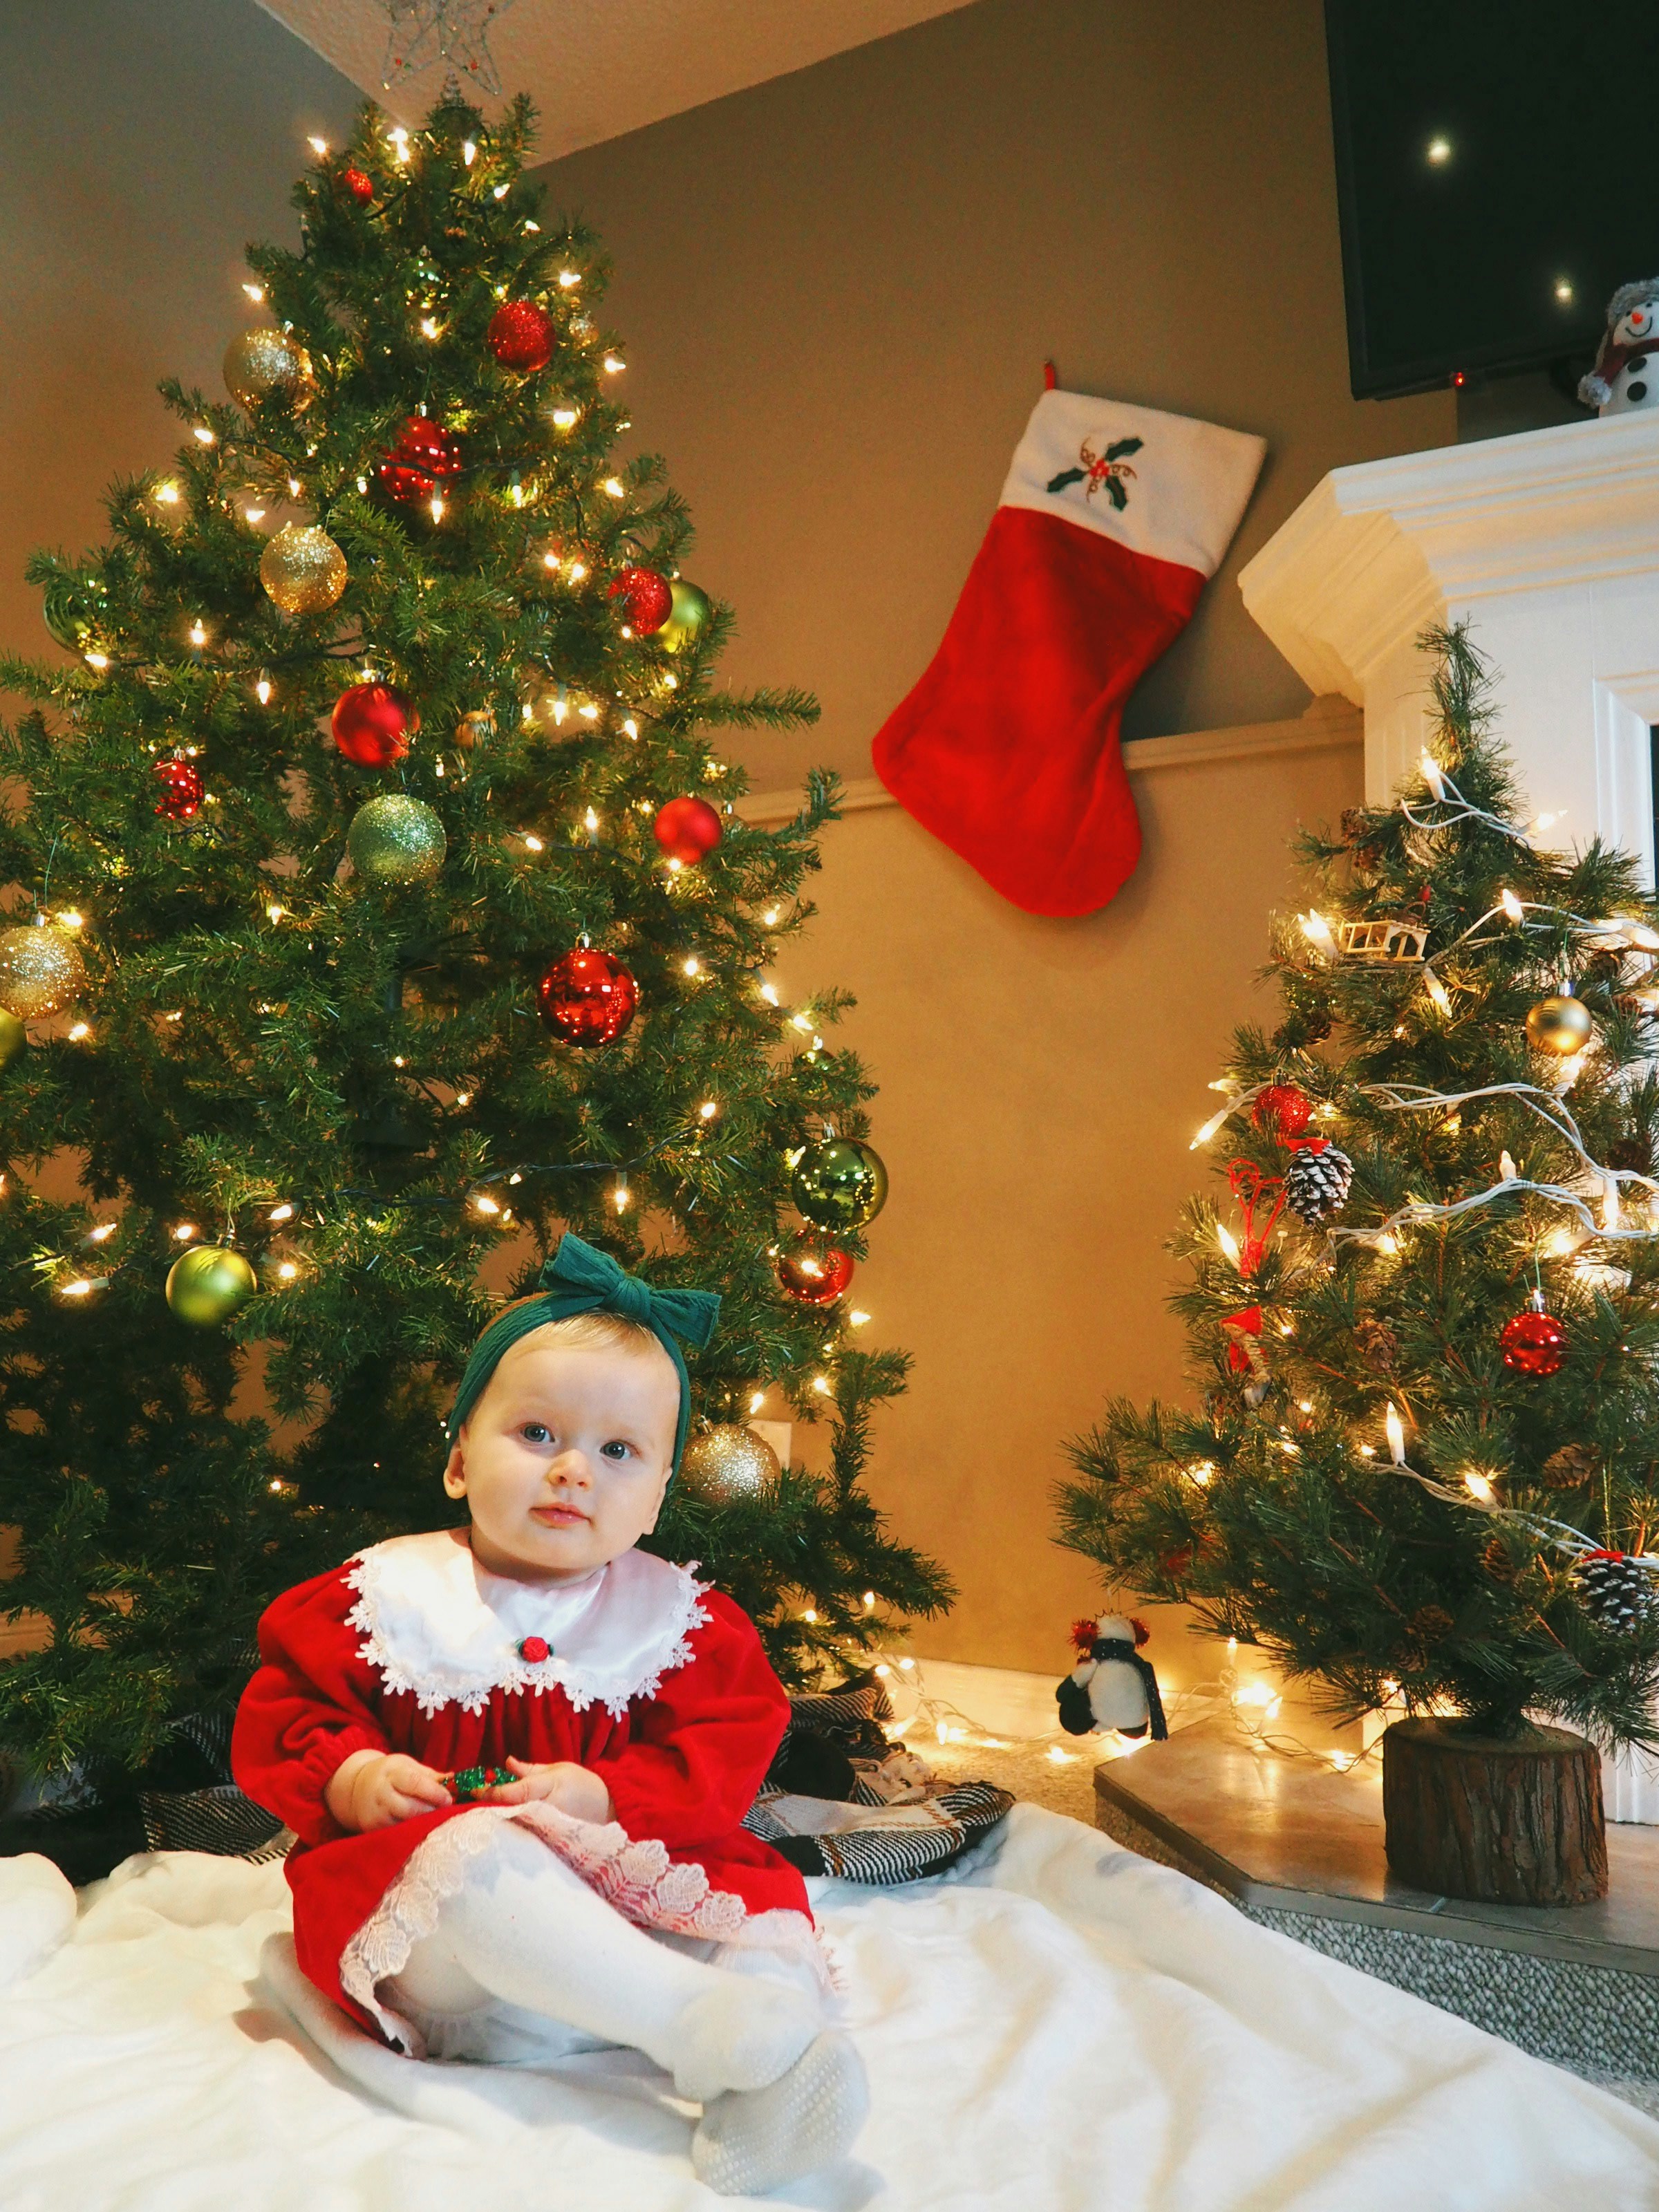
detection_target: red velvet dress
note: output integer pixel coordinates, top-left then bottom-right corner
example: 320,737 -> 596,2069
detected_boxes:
232,1529 -> 818,2051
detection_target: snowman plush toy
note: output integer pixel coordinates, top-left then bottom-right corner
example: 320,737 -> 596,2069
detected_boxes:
1056,1615 -> 1169,1741
1579,279 -> 1659,415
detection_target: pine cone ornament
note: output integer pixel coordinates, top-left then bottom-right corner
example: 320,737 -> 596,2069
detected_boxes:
1541,1442 -> 1600,1488
1606,1136 -> 1653,1175
1353,1317 -> 1398,1374
1481,1536 -> 1518,1586
1284,1139 -> 1353,1225
1575,1552 -> 1658,1633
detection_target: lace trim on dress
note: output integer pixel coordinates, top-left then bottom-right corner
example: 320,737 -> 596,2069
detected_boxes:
342,1533 -> 711,1718
338,1803 -> 830,2055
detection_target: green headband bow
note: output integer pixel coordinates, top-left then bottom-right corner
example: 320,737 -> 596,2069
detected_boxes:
445,1232 -> 721,1476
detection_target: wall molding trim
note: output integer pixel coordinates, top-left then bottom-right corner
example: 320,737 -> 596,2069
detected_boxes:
742,697 -> 1362,825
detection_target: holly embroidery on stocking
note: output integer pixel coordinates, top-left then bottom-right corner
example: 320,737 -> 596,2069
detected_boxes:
1046,433 -> 1143,509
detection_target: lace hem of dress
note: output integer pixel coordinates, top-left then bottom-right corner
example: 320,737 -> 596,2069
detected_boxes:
338,1803 -> 830,2054
343,1545 -> 711,1718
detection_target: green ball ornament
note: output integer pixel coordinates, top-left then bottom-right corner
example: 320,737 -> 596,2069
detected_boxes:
166,1244 -> 258,1327
791,1137 -> 888,1231
41,572 -> 108,654
659,580 -> 711,655
0,1009 -> 24,1070
347,795 -> 447,884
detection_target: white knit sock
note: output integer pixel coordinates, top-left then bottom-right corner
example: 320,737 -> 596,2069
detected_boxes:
691,2030 -> 870,2197
404,1818 -> 822,2101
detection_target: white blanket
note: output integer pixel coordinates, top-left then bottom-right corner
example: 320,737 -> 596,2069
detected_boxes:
1,1805 -> 1656,2210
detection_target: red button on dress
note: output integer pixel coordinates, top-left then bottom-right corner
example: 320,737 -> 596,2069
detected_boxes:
518,1635 -> 550,1663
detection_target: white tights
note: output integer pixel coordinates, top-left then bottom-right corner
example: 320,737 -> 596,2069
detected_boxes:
382,1817 -> 826,2103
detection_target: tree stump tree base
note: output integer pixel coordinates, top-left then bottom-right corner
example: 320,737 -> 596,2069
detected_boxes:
1382,1718 -> 1607,1906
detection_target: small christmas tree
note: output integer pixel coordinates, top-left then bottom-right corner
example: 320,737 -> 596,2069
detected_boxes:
1060,625 -> 1659,1752
0,93 -> 949,1801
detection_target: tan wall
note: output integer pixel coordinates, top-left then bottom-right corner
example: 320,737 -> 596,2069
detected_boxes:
534,0 -> 1452,791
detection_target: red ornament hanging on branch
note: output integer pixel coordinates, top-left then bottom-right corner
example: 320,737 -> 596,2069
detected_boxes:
608,565 -> 673,635
537,948 -> 638,1047
153,753 -> 205,822
487,299 -> 556,373
776,1241 -> 854,1306
1227,1160 -> 1286,1280
338,167 -> 375,205
1219,1303 -> 1270,1407
1250,1082 -> 1313,1143
1500,1293 -> 1568,1378
653,796 -> 723,868
377,415 -> 464,505
332,681 -> 418,767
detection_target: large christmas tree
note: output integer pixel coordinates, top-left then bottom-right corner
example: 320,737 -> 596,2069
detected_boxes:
1060,626 -> 1659,1751
0,93 -> 948,1803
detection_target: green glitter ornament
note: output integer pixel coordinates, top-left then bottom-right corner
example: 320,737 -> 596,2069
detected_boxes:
791,1136 -> 888,1231
347,794 -> 447,884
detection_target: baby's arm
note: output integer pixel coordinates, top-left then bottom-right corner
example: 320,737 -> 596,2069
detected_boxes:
325,1749 -> 453,1832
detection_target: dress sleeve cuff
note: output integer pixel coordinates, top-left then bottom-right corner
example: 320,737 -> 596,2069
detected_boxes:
294,1727 -> 387,1842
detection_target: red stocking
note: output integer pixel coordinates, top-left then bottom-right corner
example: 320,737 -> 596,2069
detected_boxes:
872,386 -> 1265,918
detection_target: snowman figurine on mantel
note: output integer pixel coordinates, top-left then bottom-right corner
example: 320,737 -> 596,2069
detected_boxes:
1056,1613 -> 1169,1742
1579,278 -> 1659,414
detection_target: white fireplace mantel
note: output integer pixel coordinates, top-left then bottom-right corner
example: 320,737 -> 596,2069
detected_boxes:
1239,411 -> 1659,883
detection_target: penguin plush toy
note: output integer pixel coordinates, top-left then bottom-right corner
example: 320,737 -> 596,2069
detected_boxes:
1056,1614 -> 1168,1741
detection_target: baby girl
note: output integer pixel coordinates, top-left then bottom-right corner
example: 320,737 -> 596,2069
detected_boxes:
234,1232 -> 868,2195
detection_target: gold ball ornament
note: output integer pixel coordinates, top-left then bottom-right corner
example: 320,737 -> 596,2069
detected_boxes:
0,1009 -> 25,1070
223,325 -> 313,412
260,524 -> 347,617
679,1424 -> 781,1505
166,1244 -> 258,1328
347,794 -> 447,884
0,924 -> 85,1019
1526,994 -> 1594,1056
659,580 -> 712,655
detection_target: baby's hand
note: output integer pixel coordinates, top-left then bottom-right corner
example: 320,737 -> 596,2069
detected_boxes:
488,1757 -> 612,1822
326,1750 -> 452,1833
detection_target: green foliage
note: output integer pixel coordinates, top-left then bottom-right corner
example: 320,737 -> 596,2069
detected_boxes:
1058,624 -> 1659,1746
0,93 -> 948,1779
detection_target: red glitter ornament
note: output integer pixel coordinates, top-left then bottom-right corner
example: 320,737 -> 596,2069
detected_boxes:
487,299 -> 556,373
332,681 -> 418,767
537,948 -> 638,1047
377,415 -> 464,505
776,1241 -> 854,1306
653,796 -> 723,868
153,753 -> 205,821
1250,1082 -> 1313,1143
1500,1300 -> 1568,1378
338,167 -> 375,205
608,565 -> 673,635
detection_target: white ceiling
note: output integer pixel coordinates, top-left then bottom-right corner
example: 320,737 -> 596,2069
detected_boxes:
256,0 -> 979,159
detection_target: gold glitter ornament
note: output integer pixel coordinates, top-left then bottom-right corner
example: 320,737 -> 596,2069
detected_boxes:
0,924 -> 86,1019
679,1423 -> 781,1505
0,1009 -> 24,1069
347,794 -> 447,883
260,524 -> 347,617
1525,993 -> 1594,1056
166,1244 -> 258,1327
223,325 -> 313,412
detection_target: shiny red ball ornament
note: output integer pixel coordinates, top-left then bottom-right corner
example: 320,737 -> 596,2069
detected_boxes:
653,796 -> 723,868
776,1243 -> 854,1306
537,948 -> 638,1047
1251,1082 -> 1313,1143
608,565 -> 673,635
377,415 -> 464,505
487,299 -> 556,373
153,753 -> 205,822
332,682 -> 418,767
339,167 -> 375,205
1500,1304 -> 1568,1378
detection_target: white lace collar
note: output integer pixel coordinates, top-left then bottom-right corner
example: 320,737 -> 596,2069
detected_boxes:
345,1529 -> 711,1719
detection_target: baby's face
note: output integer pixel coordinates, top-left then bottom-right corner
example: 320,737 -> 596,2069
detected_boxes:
443,1331 -> 679,1584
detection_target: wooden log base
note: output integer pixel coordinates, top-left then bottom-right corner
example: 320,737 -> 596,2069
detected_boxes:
1382,1718 -> 1608,1906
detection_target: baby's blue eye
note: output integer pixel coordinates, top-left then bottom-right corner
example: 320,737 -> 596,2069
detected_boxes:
521,1423 -> 551,1445
600,1440 -> 632,1462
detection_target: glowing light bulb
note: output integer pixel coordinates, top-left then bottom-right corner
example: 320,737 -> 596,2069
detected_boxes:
68,1022 -> 91,1042
1191,1105 -> 1230,1149
84,651 -> 109,670
493,182 -> 509,198
308,135 -> 328,156
558,269 -> 580,288
61,1279 -> 93,1298
174,1223 -> 197,1242
462,140 -> 477,165
194,426 -> 215,445
523,834 -> 544,852
612,1179 -> 631,1212
1188,1461 -> 1215,1486
699,1100 -> 718,1120
1464,1470 -> 1495,1503
277,1261 -> 299,1281
812,1374 -> 832,1394
155,481 -> 181,506
1423,967 -> 1452,1015
254,678 -> 272,704
603,478 -> 625,499
551,408 -> 577,429
429,494 -> 444,523
1215,1221 -> 1241,1266
472,1194 -> 500,1216
57,910 -> 84,930
243,283 -> 264,302
1500,888 -> 1524,923
760,984 -> 779,1006
603,355 -> 624,374
421,317 -> 442,340
850,1309 -> 871,1327
1385,1405 -> 1405,1464
1300,910 -> 1338,959
749,1391 -> 766,1414
269,1204 -> 294,1223
1426,136 -> 1452,164
455,1092 -> 471,1107
88,1223 -> 115,1242
684,957 -> 702,977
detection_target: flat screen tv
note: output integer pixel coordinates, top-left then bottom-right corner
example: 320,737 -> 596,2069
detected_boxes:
1325,1 -> 1659,399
